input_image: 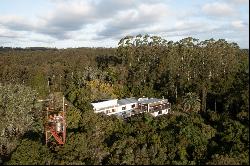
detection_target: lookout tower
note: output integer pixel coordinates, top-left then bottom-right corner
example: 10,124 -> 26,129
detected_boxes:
45,97 -> 67,146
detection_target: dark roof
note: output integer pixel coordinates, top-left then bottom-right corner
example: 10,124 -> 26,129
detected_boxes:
139,98 -> 168,104
118,98 -> 138,105
91,99 -> 110,103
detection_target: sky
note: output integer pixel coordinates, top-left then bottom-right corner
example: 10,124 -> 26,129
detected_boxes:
0,0 -> 249,48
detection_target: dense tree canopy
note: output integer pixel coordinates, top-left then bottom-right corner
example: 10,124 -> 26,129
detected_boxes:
0,35 -> 248,165
0,84 -> 38,159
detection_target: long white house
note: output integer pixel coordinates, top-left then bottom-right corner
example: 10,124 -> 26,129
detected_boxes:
91,97 -> 171,118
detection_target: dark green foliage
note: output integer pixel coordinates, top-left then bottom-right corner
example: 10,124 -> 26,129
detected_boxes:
6,139 -> 52,165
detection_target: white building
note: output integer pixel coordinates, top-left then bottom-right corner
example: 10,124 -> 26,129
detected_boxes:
137,98 -> 170,117
91,97 -> 171,118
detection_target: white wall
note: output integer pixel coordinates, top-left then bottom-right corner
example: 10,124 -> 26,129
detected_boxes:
91,99 -> 118,110
107,102 -> 137,115
151,112 -> 158,117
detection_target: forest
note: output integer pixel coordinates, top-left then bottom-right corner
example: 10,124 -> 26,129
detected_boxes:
0,35 -> 249,165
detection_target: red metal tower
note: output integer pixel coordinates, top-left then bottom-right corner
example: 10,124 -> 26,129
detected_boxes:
45,97 -> 67,146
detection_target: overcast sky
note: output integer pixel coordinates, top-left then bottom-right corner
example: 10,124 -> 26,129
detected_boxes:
0,0 -> 249,48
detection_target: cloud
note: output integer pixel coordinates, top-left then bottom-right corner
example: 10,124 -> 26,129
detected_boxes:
231,20 -> 249,29
0,1 -> 96,39
35,1 -> 95,39
0,0 -> 144,40
0,33 -> 21,39
230,0 -> 249,4
0,0 -> 248,48
97,3 -> 171,39
0,0 -> 233,42
95,0 -> 136,17
202,2 -> 236,17
0,16 -> 33,31
156,21 -> 220,38
0,25 -> 28,41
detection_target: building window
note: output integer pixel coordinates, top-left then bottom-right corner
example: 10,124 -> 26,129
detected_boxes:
122,106 -> 126,110
132,104 -> 135,108
112,109 -> 115,112
106,110 -> 110,114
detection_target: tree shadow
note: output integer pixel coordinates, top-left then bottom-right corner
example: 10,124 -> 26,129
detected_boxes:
1,130 -> 44,164
21,130 -> 43,142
